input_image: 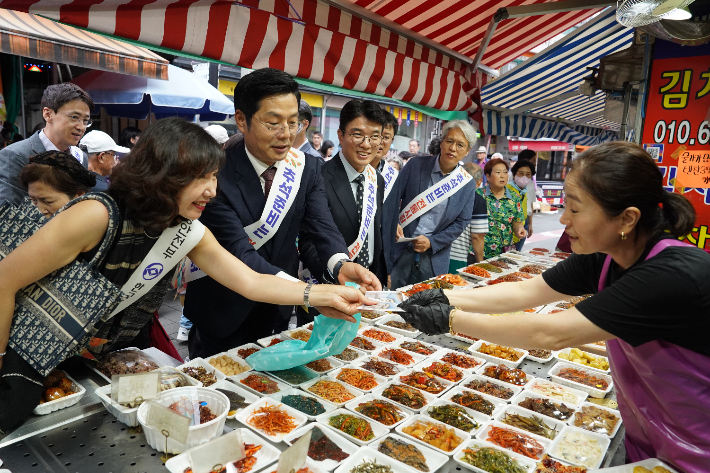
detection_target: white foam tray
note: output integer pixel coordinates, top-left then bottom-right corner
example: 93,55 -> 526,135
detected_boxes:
372,345 -> 426,368
283,422 -> 359,471
332,346 -> 368,364
459,372 -> 522,402
524,349 -> 555,363
330,366 -> 388,393
350,335 -> 387,353
210,379 -> 260,419
394,414 -> 470,456
441,386 -> 506,419
204,351 -> 253,377
231,371 -> 290,397
373,382 -> 437,414
475,363 -> 534,390
302,357 -> 345,376
350,356 -> 404,379
567,402 -> 623,438
266,366 -> 320,388
368,433 -> 450,473
549,361 -> 613,399
475,420 -> 551,461
424,399 -> 489,436
452,437 -> 536,473
494,404 -> 566,441
33,372 -> 85,415
430,349 -> 486,373
396,337 -> 442,357
301,376 -> 364,407
344,393 -> 411,429
548,425 -> 610,469
414,359 -> 468,385
375,314 -> 421,337
554,348 -> 611,374
359,310 -> 390,325
233,343 -> 263,360
524,378 -> 588,406
270,387 -> 338,421
359,326 -> 405,346
176,358 -> 226,387
257,334 -> 285,348
393,368 -> 455,397
315,408 -> 390,446
235,396 -> 308,442
511,390 -> 580,423
468,340 -> 527,369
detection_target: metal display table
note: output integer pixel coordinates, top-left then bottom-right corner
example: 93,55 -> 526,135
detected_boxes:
0,337 -> 626,472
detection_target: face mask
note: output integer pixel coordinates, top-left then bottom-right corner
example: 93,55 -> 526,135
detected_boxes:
514,176 -> 530,188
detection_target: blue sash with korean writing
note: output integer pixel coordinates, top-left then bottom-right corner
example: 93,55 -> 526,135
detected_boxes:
399,165 -> 473,228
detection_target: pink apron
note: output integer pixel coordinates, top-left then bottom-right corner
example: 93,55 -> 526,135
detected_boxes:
599,239 -> 710,472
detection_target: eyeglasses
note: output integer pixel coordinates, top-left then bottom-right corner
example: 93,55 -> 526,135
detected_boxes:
253,117 -> 303,137
58,111 -> 92,127
381,135 -> 393,143
348,132 -> 382,146
443,138 -> 468,152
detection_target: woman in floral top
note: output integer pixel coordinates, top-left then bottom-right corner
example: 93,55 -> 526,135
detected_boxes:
476,158 -> 527,258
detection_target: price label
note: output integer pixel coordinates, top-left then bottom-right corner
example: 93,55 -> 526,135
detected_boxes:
277,430 -> 311,473
187,430 -> 245,473
145,401 -> 191,445
111,371 -> 161,405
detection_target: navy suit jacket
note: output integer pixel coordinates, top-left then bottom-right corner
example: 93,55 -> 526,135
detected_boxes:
380,166 -> 400,275
184,142 -> 349,338
393,155 -> 475,276
299,140 -> 324,164
299,156 -> 387,284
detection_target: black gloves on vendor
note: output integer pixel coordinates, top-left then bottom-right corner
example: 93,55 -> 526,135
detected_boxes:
399,289 -> 455,335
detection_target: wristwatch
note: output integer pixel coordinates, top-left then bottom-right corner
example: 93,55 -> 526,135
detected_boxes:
332,258 -> 351,282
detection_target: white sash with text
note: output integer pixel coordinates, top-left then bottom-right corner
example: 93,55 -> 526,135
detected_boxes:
348,165 -> 378,260
381,161 -> 398,202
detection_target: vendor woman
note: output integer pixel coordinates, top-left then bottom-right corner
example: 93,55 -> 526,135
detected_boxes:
400,142 -> 710,472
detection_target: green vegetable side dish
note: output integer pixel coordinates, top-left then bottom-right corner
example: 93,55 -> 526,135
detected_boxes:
500,412 -> 559,439
281,394 -> 326,416
268,367 -> 318,385
328,414 -> 375,441
349,459 -> 393,473
427,404 -> 479,432
475,263 -> 503,273
460,446 -> 527,473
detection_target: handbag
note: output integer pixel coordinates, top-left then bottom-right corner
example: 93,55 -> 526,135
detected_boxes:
2,195 -> 124,376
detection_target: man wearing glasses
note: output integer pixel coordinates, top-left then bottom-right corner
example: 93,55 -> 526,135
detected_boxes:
184,69 -> 381,357
80,130 -> 129,191
0,83 -> 93,205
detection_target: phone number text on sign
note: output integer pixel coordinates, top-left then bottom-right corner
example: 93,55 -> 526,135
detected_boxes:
653,120 -> 710,146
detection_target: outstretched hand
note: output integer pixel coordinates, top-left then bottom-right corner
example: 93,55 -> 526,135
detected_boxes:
400,288 -> 450,308
399,302 -> 453,335
338,262 -> 382,291
312,285 -> 373,323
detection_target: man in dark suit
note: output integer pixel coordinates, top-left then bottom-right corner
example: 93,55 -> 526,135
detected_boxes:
293,100 -> 323,163
300,100 -> 389,292
184,68 -> 380,358
0,83 -> 91,204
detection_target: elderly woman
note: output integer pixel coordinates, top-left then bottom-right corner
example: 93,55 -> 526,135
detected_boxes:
390,120 -> 477,288
478,157 -> 527,258
19,151 -> 96,218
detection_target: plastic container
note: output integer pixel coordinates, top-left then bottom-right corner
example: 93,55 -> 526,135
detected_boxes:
495,404 -> 567,441
232,371 -> 289,397
395,414 -> 470,456
315,408 -> 390,446
333,446 -> 413,473
270,388 -> 338,421
330,366 -> 388,393
375,314 -> 421,338
266,366 -> 321,387
414,359 -> 469,385
136,386 -> 229,454
475,363 -> 534,390
511,390 -> 580,423
232,343 -> 263,360
210,379 -> 259,419
359,326 -> 405,345
350,335 -> 387,353
455,266 -> 493,282
95,385 -> 140,427
257,334 -> 284,348
369,433 -> 450,472
372,382 -> 438,414
301,357 -> 345,376
331,346 -> 368,364
424,399 -> 488,436
567,402 -> 623,438
350,356 -> 404,379
548,425 -> 610,469
554,348 -> 611,374
475,420 -> 551,461
393,368 -> 455,397
452,437 -> 536,473
156,366 -> 204,390
468,341 -> 527,369
525,378 -> 588,406
344,393 -> 411,429
176,358 -> 226,388
459,373 -> 522,402
204,351 -> 253,377
33,372 -> 85,415
359,310 -> 389,325
301,376 -> 364,407
443,332 -> 479,345
524,349 -> 555,364
431,349 -> 486,374
235,396 -> 308,442
396,337 -> 442,357
90,347 -> 163,383
441,386 -> 506,419
549,361 -> 613,399
283,422 -> 359,471
372,345 -> 426,367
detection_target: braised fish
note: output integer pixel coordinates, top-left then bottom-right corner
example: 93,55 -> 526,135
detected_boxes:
378,437 -> 429,472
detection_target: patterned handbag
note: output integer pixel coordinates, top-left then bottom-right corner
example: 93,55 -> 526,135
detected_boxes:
1,195 -> 124,376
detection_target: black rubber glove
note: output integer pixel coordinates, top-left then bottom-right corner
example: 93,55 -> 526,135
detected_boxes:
400,288 -> 449,309
399,302 -> 455,335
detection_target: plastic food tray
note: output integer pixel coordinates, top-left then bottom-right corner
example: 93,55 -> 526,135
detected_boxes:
396,337 -> 442,358
95,385 -> 140,427
452,437 -> 536,473
511,390 -> 580,423
372,382 -> 438,414
234,395 -> 308,442
414,359 -> 469,385
302,357 -> 345,376
554,348 -> 611,374
265,366 -> 320,388
375,314 -> 422,337
351,356 -> 404,379
475,420 -> 551,461
164,428 -> 281,473
494,405 -> 567,441
175,358 -> 226,388
358,326 -> 405,345
524,349 -> 555,364
567,402 -> 623,439
459,372 -> 522,402
524,378 -> 588,406
548,425 -> 610,469
231,371 -> 289,398
89,346 -> 163,383
443,332 -> 479,345
210,379 -> 260,419
137,386 -> 229,454
369,433 -> 450,473
270,387 -> 338,421
394,414 -> 471,456
475,363 -> 534,390
372,345 -> 427,367
424,399 -> 489,436
315,408 -> 390,446
282,327 -> 313,342
359,309 -> 390,325
257,334 -> 285,348
204,351 -> 253,377
393,368 -> 455,398
283,422 -> 359,471
549,361 -> 613,399
431,348 -> 486,374
587,458 -> 680,473
332,346 -> 368,364
330,366 -> 388,393
232,343 -> 263,360
344,393 -> 411,429
333,446 -> 413,473
441,386 -> 507,419
33,372 -> 86,416
301,376 -> 364,407
468,340 -> 528,370
349,335 -> 387,353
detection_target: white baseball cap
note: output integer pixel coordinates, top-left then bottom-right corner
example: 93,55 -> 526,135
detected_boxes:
204,125 -> 229,145
477,146 -> 487,154
80,130 -> 130,154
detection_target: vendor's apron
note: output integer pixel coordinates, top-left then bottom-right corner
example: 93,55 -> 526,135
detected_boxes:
599,239 -> 710,472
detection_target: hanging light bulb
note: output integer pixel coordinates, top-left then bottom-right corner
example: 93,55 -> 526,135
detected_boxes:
663,6 -> 692,20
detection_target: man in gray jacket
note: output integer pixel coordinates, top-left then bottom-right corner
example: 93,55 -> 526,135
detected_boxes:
0,83 -> 93,205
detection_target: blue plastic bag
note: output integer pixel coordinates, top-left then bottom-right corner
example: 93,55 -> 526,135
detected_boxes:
245,311 -> 361,371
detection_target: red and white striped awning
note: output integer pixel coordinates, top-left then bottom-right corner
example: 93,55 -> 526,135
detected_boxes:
0,0 -> 600,113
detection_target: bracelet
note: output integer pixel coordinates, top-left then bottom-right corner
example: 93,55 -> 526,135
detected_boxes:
448,307 -> 461,335
303,283 -> 315,308
0,351 -> 6,357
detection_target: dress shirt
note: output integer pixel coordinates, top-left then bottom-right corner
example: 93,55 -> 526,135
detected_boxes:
338,152 -> 375,267
412,156 -> 453,237
39,130 -> 80,161
245,144 -> 348,280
